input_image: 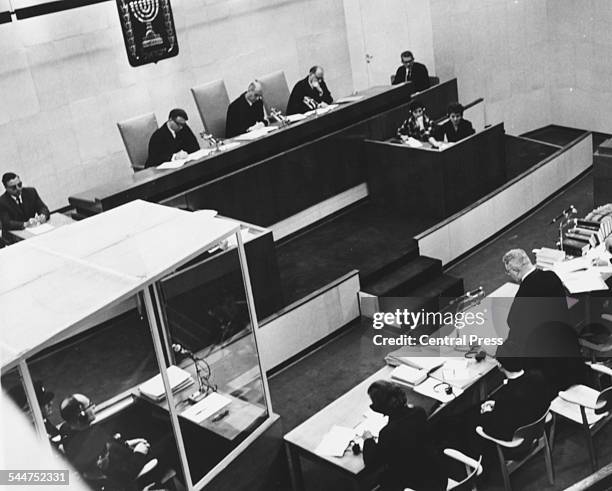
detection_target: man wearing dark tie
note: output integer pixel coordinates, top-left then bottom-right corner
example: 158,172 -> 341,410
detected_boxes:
392,50 -> 430,92
0,172 -> 50,243
225,80 -> 268,138
286,66 -> 333,115
145,108 -> 200,168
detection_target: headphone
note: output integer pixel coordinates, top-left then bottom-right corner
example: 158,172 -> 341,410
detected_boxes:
433,382 -> 454,396
465,347 -> 487,362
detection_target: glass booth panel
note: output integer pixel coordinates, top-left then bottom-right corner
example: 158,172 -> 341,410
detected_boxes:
10,299 -> 188,491
158,230 -> 270,485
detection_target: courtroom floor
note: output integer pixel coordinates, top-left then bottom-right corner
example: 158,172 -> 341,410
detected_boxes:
268,170 -> 612,490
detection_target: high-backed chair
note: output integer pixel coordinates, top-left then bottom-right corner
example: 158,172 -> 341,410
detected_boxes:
117,113 -> 158,171
550,362 -> 612,471
191,80 -> 230,139
258,70 -> 290,115
476,410 -> 554,491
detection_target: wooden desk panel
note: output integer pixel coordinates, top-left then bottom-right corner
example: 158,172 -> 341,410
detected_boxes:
365,123 -> 506,220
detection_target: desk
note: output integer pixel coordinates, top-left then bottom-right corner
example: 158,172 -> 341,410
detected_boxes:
4,212 -> 75,242
365,123 -> 506,220
68,80 -> 460,224
284,358 -> 497,491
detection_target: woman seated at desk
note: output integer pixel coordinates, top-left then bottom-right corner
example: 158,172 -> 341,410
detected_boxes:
434,102 -> 476,143
397,100 -> 442,149
362,380 -> 446,491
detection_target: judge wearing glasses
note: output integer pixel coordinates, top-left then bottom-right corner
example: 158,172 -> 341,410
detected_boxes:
145,108 -> 200,168
0,172 -> 50,244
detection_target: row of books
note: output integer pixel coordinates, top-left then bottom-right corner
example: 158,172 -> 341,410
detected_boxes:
563,217 -> 612,257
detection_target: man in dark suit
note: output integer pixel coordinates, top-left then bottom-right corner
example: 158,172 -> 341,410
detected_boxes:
0,172 -> 50,243
286,65 -> 333,115
392,50 -> 430,92
225,80 -> 268,138
434,102 -> 476,143
145,108 -> 200,168
503,249 -> 569,348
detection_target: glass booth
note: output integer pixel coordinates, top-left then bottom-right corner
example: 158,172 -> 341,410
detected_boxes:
0,200 -> 274,491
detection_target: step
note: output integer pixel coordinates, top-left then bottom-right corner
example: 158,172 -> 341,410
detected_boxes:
362,256 -> 443,297
377,273 -> 464,320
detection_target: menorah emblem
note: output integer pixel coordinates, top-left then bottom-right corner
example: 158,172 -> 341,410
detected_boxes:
129,0 -> 163,48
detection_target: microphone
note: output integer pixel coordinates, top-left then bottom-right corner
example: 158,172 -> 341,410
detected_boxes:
171,343 -> 193,356
550,205 -> 577,224
466,286 -> 484,297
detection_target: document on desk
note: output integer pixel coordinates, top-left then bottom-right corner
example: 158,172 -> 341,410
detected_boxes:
430,359 -> 481,390
219,141 -> 242,152
559,270 -> 609,293
414,376 -> 464,403
233,126 -> 277,141
286,113 -> 307,123
185,148 -> 214,161
553,256 -> 592,275
336,95 -> 364,104
315,425 -> 355,457
27,223 -> 55,235
181,392 -> 231,424
353,410 -> 388,439
404,137 -> 423,148
157,160 -> 187,170
139,366 -> 194,401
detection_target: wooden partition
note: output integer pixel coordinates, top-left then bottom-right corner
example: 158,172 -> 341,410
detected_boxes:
364,123 -> 506,220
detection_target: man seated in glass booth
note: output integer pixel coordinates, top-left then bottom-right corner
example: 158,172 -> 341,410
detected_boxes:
58,393 -> 174,490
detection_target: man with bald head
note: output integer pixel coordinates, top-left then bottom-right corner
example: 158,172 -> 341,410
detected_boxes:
287,65 -> 333,115
225,80 -> 268,137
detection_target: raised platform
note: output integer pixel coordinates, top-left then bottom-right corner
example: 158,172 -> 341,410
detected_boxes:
521,124 -> 588,147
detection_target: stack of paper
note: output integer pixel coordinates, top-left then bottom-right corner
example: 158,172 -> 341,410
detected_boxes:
534,247 -> 566,269
181,392 -> 231,424
138,366 -> 194,402
558,270 -> 609,293
390,365 -> 428,386
314,426 -> 355,457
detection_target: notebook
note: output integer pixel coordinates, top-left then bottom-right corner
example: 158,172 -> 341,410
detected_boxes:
390,365 -> 428,386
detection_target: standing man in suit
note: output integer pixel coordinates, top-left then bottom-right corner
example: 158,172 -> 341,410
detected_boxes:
392,50 -> 430,92
434,102 -> 476,143
145,108 -> 200,168
0,172 -> 50,243
225,80 -> 268,138
286,66 -> 333,115
503,249 -> 569,348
